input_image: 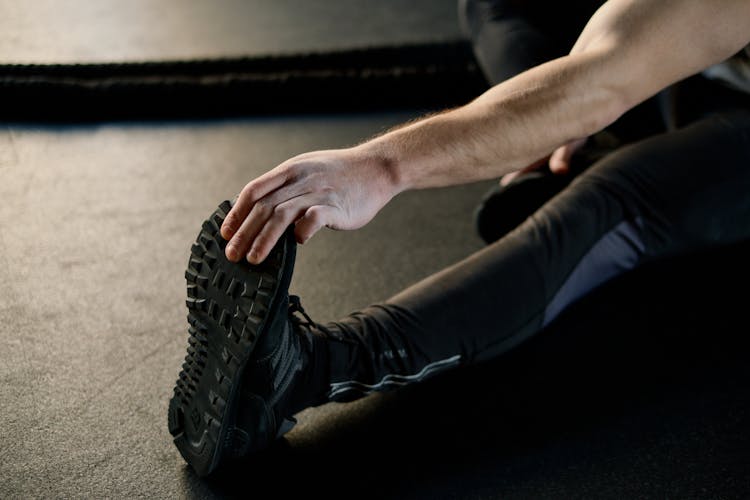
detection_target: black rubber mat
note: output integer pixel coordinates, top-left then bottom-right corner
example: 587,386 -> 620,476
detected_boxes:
3,1 -> 749,497
3,87 -> 749,500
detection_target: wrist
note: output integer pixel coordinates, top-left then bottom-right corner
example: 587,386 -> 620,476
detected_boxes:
352,139 -> 408,199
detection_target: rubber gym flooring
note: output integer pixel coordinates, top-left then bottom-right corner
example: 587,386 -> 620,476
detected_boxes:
2,1 -> 749,498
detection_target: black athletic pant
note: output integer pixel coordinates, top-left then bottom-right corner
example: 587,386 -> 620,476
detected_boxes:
300,0 -> 750,404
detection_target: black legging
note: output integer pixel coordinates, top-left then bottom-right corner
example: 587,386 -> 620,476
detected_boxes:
298,1 -> 750,404
459,0 -> 604,84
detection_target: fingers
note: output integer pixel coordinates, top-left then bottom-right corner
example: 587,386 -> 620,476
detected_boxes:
225,198 -> 271,262
500,156 -> 549,186
548,146 -> 572,174
500,171 -> 521,186
240,204 -> 336,265
244,198 -> 309,264
500,137 -> 587,187
549,137 -> 587,174
225,183 -> 310,262
221,166 -> 291,241
227,188 -> 336,264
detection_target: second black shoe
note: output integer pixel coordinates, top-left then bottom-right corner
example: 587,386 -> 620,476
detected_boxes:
474,133 -> 619,244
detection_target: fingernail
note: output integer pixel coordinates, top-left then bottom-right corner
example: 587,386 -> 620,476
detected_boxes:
226,244 -> 238,261
247,248 -> 258,264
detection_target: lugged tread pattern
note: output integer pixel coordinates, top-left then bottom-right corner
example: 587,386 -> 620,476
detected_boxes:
168,200 -> 291,477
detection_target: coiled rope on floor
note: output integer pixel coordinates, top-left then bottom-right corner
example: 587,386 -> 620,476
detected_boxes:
0,40 -> 488,121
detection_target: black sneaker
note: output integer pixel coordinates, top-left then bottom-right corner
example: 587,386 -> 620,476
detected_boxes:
474,134 -> 618,244
168,200 -> 300,477
474,167 -> 572,244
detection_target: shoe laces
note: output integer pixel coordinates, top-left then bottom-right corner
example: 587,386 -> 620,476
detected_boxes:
288,295 -> 316,326
287,295 -> 342,341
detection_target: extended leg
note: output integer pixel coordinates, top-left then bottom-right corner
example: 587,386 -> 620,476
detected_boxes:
171,113 -> 750,473
304,111 -> 750,404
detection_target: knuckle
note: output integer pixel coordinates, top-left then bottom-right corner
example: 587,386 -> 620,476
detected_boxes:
279,162 -> 297,179
319,185 -> 335,197
272,203 -> 289,217
255,198 -> 271,214
239,183 -> 255,200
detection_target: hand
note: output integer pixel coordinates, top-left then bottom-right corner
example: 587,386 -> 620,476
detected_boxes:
220,147 -> 398,264
500,137 -> 588,186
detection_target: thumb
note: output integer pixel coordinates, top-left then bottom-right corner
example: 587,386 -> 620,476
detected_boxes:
294,205 -> 337,244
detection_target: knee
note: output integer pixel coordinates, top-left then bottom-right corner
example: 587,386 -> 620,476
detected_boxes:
459,0 -> 525,38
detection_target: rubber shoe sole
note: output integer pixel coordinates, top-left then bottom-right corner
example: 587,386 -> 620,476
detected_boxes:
168,200 -> 296,477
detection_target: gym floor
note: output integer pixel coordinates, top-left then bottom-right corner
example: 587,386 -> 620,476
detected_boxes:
2,1 -> 749,498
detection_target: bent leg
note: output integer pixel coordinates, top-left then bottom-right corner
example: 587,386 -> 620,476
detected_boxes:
304,111 -> 750,403
462,0 -> 665,245
459,0 -> 603,85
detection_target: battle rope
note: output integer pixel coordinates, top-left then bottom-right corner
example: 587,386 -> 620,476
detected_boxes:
0,40 -> 488,121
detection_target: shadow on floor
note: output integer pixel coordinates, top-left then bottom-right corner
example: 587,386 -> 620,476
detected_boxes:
179,241 -> 750,499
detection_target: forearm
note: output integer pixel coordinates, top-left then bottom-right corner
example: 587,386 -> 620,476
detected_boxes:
356,0 -> 750,195
359,50 -> 625,192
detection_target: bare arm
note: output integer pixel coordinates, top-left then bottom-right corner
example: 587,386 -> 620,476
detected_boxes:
222,0 -> 750,263
364,0 -> 750,189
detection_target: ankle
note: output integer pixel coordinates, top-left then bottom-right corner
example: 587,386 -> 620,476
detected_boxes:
280,327 -> 334,415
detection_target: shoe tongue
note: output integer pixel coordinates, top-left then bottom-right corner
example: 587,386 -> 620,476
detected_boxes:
254,292 -> 291,358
